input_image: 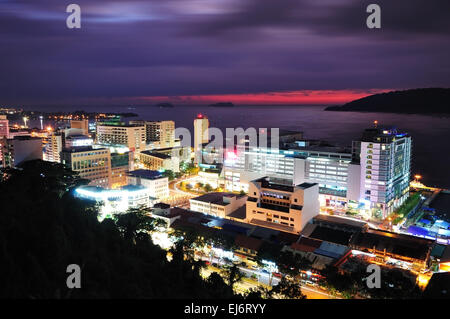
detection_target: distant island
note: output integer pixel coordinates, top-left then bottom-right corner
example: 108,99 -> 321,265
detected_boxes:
156,102 -> 174,108
325,88 -> 450,114
208,102 -> 235,107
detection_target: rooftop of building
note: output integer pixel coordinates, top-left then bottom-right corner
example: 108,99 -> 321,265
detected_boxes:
62,146 -> 108,153
254,177 -> 295,193
128,169 -> 164,180
235,234 -> 263,251
140,151 -> 171,159
97,123 -> 144,128
360,127 -> 409,142
296,182 -> 317,189
153,202 -> 171,209
312,214 -> 368,231
9,135 -> 42,141
350,228 -> 434,261
227,205 -> 247,220
301,223 -> 354,246
191,192 -> 246,206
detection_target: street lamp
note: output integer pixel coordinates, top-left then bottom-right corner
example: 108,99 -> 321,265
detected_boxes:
414,174 -> 422,182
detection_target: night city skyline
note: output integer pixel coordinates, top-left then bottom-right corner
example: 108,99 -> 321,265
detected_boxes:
1,0 -> 450,307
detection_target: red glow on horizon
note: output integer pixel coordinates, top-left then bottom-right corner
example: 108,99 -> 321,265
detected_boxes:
127,89 -> 391,106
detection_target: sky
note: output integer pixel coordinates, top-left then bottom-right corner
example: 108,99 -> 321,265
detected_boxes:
1,0 -> 449,106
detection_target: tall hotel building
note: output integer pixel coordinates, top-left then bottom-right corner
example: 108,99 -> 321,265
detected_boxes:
96,124 -> 146,153
354,128 -> 412,218
194,114 -> 209,164
43,132 -> 63,163
0,115 -> 9,163
130,120 -> 175,149
0,115 -> 9,138
60,146 -> 112,188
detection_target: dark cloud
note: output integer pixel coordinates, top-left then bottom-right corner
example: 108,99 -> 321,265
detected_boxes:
0,0 -> 449,106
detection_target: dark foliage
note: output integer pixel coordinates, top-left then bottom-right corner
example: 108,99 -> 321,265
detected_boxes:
0,160 -> 237,299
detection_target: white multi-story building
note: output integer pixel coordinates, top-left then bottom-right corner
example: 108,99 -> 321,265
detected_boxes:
127,169 -> 169,200
189,192 -> 247,219
223,140 -> 361,209
43,132 -> 63,163
194,114 -> 209,164
245,177 -> 319,234
96,124 -> 146,153
356,128 -> 412,218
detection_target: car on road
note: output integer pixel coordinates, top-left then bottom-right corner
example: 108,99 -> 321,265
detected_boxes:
261,269 -> 270,274
272,272 -> 282,278
212,262 -> 219,268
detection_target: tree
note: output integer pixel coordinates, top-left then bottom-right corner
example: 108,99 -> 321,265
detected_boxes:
0,160 -> 241,298
221,264 -> 244,290
271,276 -> 306,299
114,206 -> 161,244
204,183 -> 213,192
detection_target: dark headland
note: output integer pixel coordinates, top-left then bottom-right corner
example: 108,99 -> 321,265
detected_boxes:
325,88 -> 450,114
156,102 -> 174,108
208,102 -> 235,107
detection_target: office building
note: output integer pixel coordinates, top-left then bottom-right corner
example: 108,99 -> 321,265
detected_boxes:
127,169 -> 169,200
96,124 -> 146,153
71,119 -> 89,136
245,177 -> 319,234
355,128 -> 412,218
138,151 -> 180,172
189,192 -> 247,219
130,120 -> 175,148
60,146 -> 112,188
194,114 -> 209,164
1,136 -> 43,168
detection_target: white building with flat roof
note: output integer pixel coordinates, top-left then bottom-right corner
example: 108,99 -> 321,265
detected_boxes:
189,192 -> 247,219
127,169 -> 169,200
246,177 -> 320,234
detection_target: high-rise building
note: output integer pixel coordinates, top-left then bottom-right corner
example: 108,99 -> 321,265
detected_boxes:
60,146 -> 112,188
43,132 -> 63,163
130,120 -> 175,148
96,124 -> 146,153
70,119 -> 89,136
194,114 -> 209,164
0,115 -> 9,139
355,128 -> 412,218
0,115 -> 9,163
1,136 -> 43,168
245,177 -> 319,234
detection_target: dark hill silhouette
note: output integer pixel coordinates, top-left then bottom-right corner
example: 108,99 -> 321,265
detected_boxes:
325,88 -> 450,114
